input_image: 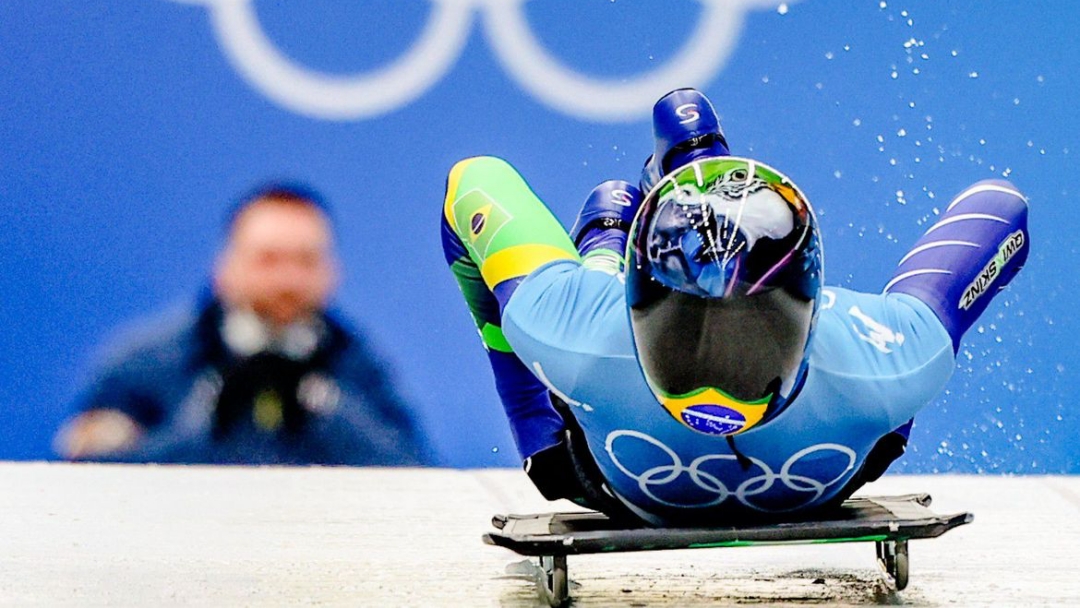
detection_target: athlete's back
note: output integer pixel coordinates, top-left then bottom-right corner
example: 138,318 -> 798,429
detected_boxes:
504,259 -> 954,524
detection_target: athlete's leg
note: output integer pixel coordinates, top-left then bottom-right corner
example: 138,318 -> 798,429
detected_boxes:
441,156 -> 580,464
851,180 -> 1030,490
885,179 -> 1029,352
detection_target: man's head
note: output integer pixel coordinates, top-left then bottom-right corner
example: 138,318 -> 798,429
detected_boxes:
213,184 -> 338,328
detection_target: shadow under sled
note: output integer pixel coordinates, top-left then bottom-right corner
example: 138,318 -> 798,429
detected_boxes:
483,493 -> 972,607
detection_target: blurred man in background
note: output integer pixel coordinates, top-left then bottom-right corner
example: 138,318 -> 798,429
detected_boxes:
55,183 -> 434,465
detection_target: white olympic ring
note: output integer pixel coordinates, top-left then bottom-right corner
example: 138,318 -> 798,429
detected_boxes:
605,429 -> 856,512
167,0 -> 787,121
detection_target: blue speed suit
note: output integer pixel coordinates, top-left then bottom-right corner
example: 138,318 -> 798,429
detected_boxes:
442,107 -> 1028,526
506,266 -> 961,522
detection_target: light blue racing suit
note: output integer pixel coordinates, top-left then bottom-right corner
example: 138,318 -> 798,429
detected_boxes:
441,155 -> 1027,526
502,260 -> 954,524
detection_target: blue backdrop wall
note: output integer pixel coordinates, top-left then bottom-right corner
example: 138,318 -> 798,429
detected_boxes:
2,0 -> 1076,471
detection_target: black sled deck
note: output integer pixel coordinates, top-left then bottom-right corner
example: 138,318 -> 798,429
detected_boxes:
484,493 -> 972,606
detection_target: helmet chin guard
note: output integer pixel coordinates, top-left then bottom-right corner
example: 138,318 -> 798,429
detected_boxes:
626,157 -> 823,436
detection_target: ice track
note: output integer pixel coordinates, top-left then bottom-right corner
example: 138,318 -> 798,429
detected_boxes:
1,463 -> 1077,606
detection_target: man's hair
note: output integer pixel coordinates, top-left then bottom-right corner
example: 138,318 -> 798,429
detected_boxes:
223,181 -> 334,235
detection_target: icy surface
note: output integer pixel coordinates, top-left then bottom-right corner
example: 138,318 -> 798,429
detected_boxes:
0,463 -> 1077,606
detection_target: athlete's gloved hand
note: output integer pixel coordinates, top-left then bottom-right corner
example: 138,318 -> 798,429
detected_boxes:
524,435 -> 579,502
569,180 -> 642,272
526,430 -> 638,520
524,396 -> 641,524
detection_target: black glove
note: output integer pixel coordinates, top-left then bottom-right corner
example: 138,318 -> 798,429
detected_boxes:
524,395 -> 642,524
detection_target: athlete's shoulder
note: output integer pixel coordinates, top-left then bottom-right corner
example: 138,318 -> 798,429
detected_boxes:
806,286 -> 954,424
811,287 -> 911,362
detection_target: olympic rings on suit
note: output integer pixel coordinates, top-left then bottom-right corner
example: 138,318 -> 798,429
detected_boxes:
605,429 -> 857,512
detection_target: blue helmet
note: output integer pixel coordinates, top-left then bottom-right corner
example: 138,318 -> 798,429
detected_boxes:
626,156 -> 823,437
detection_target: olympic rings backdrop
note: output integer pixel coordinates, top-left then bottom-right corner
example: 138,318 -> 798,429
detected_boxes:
2,0 -> 1078,471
